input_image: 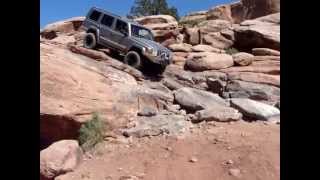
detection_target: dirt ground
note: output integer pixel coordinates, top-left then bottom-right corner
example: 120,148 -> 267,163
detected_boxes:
57,120 -> 279,180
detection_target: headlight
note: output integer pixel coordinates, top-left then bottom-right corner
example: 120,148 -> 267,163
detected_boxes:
146,47 -> 157,56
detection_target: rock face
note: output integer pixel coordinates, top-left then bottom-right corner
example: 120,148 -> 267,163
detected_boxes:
234,13 -> 280,51
174,87 -> 228,112
185,52 -> 234,71
40,42 -> 139,146
40,17 -> 85,39
207,3 -> 234,22
193,106 -> 242,123
230,98 -> 280,120
40,140 -> 83,180
242,0 -> 280,20
180,10 -> 208,26
135,15 -> 179,43
232,52 -> 254,66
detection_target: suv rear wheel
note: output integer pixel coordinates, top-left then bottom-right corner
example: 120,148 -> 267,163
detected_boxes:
124,51 -> 142,69
84,33 -> 97,49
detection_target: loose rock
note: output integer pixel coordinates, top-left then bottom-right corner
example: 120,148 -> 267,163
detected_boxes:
185,52 -> 234,71
193,106 -> 242,123
232,52 -> 254,66
40,140 -> 83,180
230,98 -> 280,120
228,168 -> 241,178
174,87 -> 229,112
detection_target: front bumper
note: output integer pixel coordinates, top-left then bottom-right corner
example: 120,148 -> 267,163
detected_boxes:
143,52 -> 172,66
145,55 -> 172,66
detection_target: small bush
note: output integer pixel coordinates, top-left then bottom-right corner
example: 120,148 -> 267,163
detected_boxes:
78,113 -> 105,151
225,47 -> 239,55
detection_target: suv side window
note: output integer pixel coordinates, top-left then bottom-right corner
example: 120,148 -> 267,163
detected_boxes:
115,20 -> 128,34
89,10 -> 101,21
101,14 -> 114,27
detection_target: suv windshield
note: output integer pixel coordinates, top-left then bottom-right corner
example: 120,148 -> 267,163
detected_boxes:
131,25 -> 153,41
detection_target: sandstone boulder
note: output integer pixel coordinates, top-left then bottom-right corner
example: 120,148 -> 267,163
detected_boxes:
184,27 -> 201,45
185,52 -> 234,71
191,44 -> 225,53
252,48 -> 280,56
135,15 -> 178,43
134,85 -> 174,113
174,87 -> 228,112
230,98 -> 280,120
41,17 -> 85,39
40,140 -> 83,180
202,32 -> 234,49
226,80 -> 280,103
234,13 -> 280,51
193,106 -> 242,123
198,20 -> 232,34
232,52 -> 254,66
168,43 -> 193,52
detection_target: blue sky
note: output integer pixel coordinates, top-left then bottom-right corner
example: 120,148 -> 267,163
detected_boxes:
41,0 -> 237,28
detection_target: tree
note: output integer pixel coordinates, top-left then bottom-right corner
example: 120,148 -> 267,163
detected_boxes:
129,0 -> 180,20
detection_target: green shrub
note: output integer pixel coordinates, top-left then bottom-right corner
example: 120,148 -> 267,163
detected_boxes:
225,47 -> 239,55
78,113 -> 105,151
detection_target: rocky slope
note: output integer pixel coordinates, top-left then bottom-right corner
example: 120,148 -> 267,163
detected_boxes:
40,0 -> 280,179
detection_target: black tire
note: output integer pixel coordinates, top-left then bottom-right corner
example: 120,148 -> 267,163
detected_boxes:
83,33 -> 97,49
124,51 -> 142,69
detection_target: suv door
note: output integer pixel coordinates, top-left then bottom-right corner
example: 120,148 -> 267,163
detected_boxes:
99,14 -> 115,47
110,19 -> 130,51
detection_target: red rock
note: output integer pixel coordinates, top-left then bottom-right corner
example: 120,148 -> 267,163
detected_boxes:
41,42 -> 139,145
221,60 -> 280,75
40,140 -> 83,180
185,52 -> 234,71
227,72 -> 280,87
41,17 -> 85,39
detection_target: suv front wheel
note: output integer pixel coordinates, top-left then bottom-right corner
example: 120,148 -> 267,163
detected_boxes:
124,51 -> 142,69
84,33 -> 97,49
